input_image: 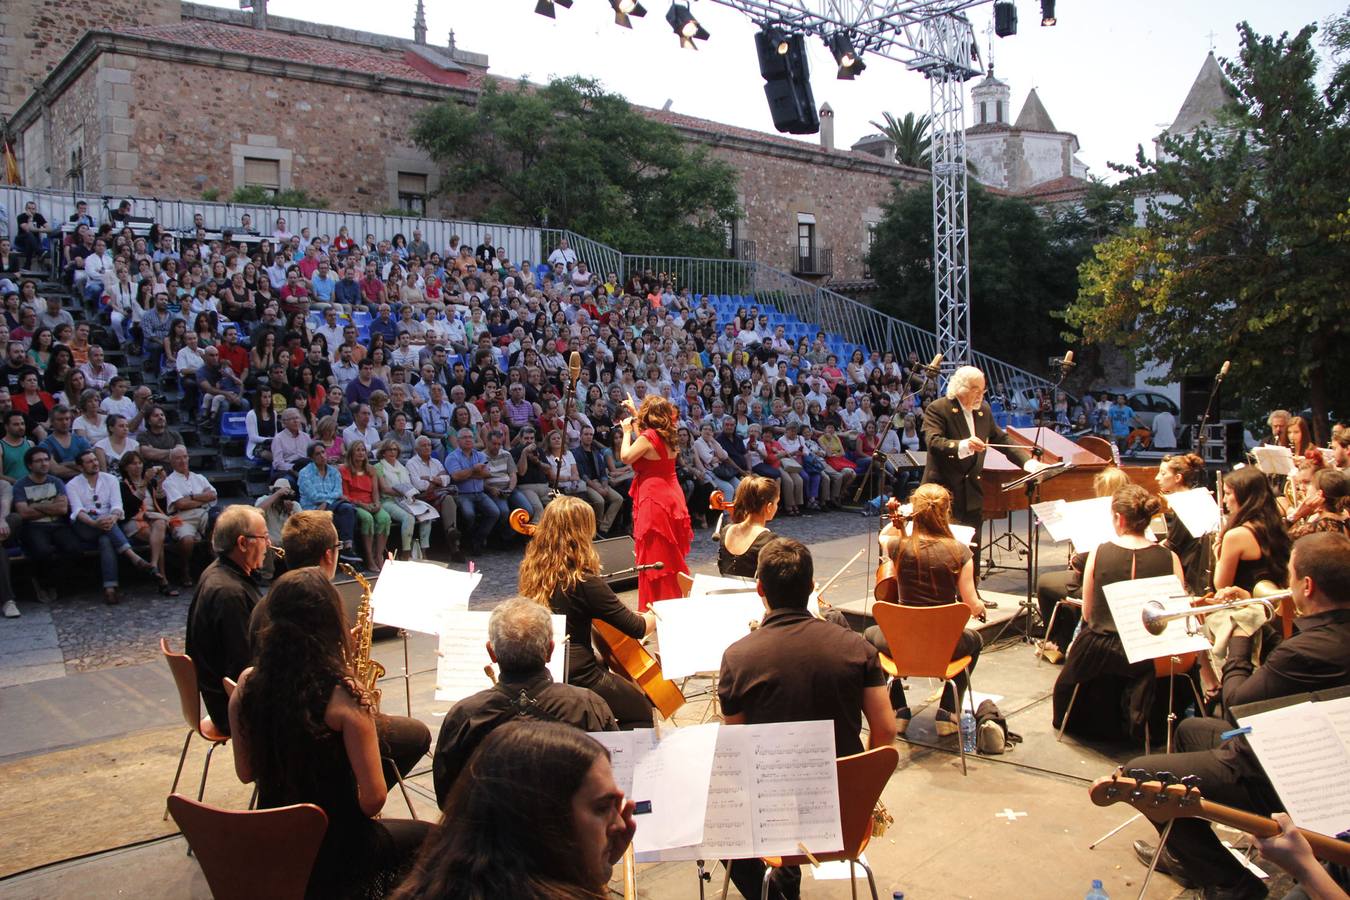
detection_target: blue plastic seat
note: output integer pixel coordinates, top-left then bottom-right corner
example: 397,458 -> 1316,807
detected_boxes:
219,412 -> 249,438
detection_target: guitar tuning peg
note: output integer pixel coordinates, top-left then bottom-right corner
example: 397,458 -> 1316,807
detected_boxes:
1155,771 -> 1178,786
1180,774 -> 1201,789
1126,767 -> 1149,781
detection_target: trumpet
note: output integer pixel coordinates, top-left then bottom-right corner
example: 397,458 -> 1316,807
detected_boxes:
1141,590 -> 1289,636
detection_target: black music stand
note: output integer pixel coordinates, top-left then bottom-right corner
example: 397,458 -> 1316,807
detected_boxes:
990,460 -> 1071,644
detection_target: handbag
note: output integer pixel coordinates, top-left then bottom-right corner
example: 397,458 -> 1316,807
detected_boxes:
802,454 -> 825,474
713,461 -> 740,481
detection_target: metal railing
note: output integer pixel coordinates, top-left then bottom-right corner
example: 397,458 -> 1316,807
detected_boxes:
0,184 -> 543,270
792,247 -> 833,277
730,238 -> 756,261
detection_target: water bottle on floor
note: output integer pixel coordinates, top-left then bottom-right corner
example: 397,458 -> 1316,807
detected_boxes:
1085,878 -> 1110,900
960,711 -> 976,753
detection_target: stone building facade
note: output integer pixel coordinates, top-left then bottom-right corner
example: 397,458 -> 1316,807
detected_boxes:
5,1 -> 926,283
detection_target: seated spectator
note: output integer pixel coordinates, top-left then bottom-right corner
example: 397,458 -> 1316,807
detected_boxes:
196,345 -> 246,430
135,405 -> 183,468
94,414 -> 137,475
67,449 -> 159,603
340,439 -> 390,572
296,439 -> 358,563
162,444 -> 217,587
117,450 -> 175,595
13,371 -> 54,436
2,410 -> 34,482
15,446 -> 83,575
346,357 -> 387,408
72,389 -> 109,444
39,405 -> 90,479
342,403 -> 381,449
445,428 -> 499,556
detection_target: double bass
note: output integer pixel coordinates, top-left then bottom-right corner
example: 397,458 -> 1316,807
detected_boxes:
508,509 -> 686,718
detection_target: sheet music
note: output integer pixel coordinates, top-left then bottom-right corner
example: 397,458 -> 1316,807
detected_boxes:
371,559 -> 481,635
1033,495 -> 1117,549
687,572 -> 757,598
652,594 -> 765,679
629,723 -> 721,853
1165,487 -> 1222,537
433,610 -> 566,702
1102,574 -> 1211,664
1251,445 -> 1296,477
632,720 -> 842,862
1239,697 -> 1350,838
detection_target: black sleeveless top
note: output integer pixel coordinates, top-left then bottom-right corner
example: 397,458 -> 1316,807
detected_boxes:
896,535 -> 971,607
1088,542 -> 1173,634
718,529 -> 775,578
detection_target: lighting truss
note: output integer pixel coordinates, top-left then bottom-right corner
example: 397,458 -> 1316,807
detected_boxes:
706,0 -> 991,367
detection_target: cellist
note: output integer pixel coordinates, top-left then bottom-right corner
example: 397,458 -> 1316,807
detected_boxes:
518,495 -> 657,730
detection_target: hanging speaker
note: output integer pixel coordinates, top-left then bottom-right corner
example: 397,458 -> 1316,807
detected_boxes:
755,30 -> 818,135
994,1 -> 1018,37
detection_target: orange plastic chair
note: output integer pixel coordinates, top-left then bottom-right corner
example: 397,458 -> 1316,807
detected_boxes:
167,793 -> 327,900
677,571 -> 695,597
870,601 -> 977,775
161,637 -> 230,820
720,746 -> 899,900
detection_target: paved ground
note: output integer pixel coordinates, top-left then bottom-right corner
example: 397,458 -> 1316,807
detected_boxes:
1,510 -> 1293,898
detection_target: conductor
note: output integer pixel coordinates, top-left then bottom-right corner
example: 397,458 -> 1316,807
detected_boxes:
922,366 -> 1043,566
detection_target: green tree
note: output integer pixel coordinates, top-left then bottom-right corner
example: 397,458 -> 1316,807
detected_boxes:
412,77 -> 740,257
869,111 -> 931,168
1063,20 -> 1350,439
865,181 -> 1092,371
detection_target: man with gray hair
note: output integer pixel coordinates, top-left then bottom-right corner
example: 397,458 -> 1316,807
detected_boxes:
921,365 -> 1043,571
185,505 -> 268,732
431,597 -> 615,806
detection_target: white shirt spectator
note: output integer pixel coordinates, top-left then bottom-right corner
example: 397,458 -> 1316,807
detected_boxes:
66,470 -> 124,521
100,395 -> 137,418
342,422 -> 381,449
84,252 -> 111,287
315,322 -> 345,355
332,359 -> 360,390
1151,410 -> 1177,449
163,469 -> 213,511
94,434 -> 139,465
390,347 -> 420,370
176,344 -> 205,374
407,454 -> 451,492
80,360 -> 118,391
548,246 -> 578,267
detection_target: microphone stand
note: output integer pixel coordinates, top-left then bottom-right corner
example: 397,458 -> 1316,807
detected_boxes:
1195,367 -> 1224,460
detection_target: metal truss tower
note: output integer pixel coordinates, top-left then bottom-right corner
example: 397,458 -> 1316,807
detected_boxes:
705,0 -> 986,366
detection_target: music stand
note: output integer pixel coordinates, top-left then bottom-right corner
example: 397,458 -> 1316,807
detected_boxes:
990,460 -> 1071,644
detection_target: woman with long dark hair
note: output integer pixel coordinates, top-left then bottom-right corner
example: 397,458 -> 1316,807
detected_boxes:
392,721 -> 635,900
1214,466 -> 1292,592
230,569 -> 428,899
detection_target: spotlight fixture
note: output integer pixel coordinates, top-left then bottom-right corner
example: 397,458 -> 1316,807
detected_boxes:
666,2 -> 709,50
826,32 -> 865,79
611,0 -> 647,28
994,0 -> 1017,37
535,0 -> 572,16
1040,0 -> 1056,26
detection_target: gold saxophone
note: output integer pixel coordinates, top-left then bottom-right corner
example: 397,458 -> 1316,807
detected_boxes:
340,562 -> 385,708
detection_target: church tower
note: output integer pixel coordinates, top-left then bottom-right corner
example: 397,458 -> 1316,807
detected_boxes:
1155,52 -> 1234,160
970,68 -> 1011,128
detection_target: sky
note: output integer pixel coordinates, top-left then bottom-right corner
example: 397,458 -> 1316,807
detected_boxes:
206,0 -> 1344,179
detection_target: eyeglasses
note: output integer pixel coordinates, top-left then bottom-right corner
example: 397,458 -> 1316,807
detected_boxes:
244,534 -> 271,542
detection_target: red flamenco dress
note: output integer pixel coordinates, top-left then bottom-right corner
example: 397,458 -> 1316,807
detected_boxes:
631,429 -> 693,610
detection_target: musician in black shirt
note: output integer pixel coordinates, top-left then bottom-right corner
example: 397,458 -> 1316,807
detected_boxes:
432,599 -> 616,807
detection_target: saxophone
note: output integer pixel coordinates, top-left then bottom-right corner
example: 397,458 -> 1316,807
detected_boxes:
340,562 -> 384,708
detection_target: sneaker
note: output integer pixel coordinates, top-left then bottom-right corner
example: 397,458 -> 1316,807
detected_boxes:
2,600 -> 18,618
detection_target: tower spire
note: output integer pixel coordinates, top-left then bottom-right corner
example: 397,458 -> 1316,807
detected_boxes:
413,0 -> 427,45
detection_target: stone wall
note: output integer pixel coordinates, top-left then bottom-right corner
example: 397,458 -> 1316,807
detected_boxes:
44,59 -> 103,190
98,56 -> 447,215
708,145 -> 916,282
0,0 -> 179,118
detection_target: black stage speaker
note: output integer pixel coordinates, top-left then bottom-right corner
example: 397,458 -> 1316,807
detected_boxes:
1180,375 -> 1221,430
994,1 -> 1018,36
756,31 -> 818,135
596,534 -> 640,591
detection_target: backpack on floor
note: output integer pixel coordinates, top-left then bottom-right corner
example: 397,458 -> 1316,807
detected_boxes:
974,699 -> 1023,754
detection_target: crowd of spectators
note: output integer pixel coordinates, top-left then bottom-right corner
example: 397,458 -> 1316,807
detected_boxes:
0,197 -> 1150,615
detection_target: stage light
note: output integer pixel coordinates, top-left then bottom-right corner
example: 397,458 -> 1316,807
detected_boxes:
827,32 -> 865,79
759,23 -> 790,55
535,0 -> 572,16
666,2 -> 709,49
611,0 -> 647,28
1040,0 -> 1056,26
994,0 -> 1017,36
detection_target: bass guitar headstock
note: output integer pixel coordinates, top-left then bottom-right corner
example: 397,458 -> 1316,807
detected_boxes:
1088,768 -> 1205,823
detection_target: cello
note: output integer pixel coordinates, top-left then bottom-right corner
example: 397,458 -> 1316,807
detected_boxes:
873,498 -> 907,605
508,509 -> 686,718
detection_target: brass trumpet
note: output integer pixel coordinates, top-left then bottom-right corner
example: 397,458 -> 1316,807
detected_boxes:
1141,588 -> 1289,636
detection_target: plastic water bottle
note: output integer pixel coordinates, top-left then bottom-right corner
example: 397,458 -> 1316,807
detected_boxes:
892,893 -> 905,900
960,711 -> 976,753
1085,879 -> 1110,900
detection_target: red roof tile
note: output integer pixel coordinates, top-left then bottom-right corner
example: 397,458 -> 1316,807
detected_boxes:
115,21 -> 469,86
1015,174 -> 1091,202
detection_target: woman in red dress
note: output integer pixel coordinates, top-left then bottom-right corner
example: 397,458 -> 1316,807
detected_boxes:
619,395 -> 692,610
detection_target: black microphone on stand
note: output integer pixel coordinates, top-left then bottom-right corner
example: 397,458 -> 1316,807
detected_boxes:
1197,360 -> 1230,456
603,562 -> 665,578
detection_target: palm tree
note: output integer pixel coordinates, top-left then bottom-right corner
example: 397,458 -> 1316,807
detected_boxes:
870,111 -> 931,168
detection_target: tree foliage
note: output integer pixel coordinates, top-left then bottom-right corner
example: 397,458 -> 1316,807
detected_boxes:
1063,20 -> 1350,437
869,111 -> 932,168
864,180 -> 1123,372
412,77 -> 740,257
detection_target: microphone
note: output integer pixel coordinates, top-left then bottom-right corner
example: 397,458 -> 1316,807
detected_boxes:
1215,360 -> 1230,383
1059,350 -> 1075,371
602,562 -> 665,578
569,351 -> 582,386
920,353 -> 943,375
